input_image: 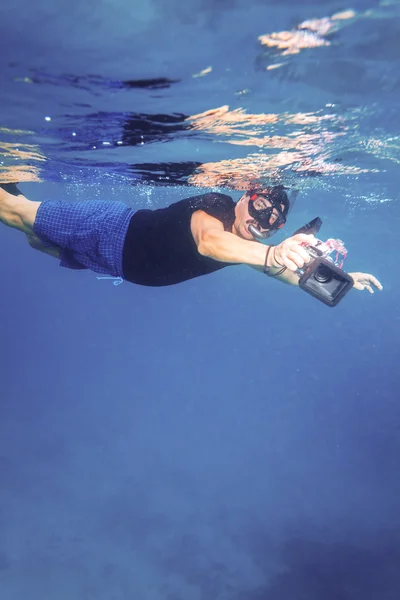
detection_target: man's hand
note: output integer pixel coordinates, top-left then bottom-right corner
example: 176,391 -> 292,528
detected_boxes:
349,272 -> 383,293
270,233 -> 317,272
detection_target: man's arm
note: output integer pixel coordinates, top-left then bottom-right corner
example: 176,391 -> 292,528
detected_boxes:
191,211 -> 383,293
190,210 -> 311,282
191,211 -> 269,266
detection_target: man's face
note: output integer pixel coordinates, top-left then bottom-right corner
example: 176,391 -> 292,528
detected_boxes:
233,191 -> 285,240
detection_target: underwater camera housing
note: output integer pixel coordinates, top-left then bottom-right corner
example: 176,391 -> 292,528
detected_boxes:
294,218 -> 354,307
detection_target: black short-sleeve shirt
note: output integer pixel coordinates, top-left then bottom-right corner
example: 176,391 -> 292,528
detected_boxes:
122,192 -> 236,286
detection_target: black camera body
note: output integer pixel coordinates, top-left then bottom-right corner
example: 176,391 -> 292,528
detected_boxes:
294,218 -> 354,307
298,254 -> 354,307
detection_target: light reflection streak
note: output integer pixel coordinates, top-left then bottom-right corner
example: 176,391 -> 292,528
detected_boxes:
257,4 -> 400,70
186,104 -> 387,189
0,136 -> 45,182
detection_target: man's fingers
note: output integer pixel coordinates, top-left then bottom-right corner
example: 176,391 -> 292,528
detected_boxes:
349,272 -> 383,293
282,254 -> 300,272
287,249 -> 307,269
276,241 -> 311,269
277,247 -> 309,271
359,276 -> 382,292
370,276 -> 383,290
293,245 -> 312,264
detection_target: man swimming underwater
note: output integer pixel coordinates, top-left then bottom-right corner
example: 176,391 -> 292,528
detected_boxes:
0,183 -> 382,293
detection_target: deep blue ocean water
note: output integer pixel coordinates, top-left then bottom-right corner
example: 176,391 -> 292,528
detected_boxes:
0,0 -> 399,598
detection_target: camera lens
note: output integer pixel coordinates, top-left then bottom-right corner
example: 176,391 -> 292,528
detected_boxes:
314,265 -> 332,284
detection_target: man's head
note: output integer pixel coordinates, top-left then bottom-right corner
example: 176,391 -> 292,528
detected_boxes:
233,185 -> 290,240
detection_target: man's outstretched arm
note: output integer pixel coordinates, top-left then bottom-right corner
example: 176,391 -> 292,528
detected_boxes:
191,210 -> 383,293
191,210 -> 312,281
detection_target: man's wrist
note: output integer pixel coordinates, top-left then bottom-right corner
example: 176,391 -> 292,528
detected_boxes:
263,245 -> 274,274
263,245 -> 287,277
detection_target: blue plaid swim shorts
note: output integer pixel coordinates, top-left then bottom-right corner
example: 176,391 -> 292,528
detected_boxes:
33,200 -> 134,278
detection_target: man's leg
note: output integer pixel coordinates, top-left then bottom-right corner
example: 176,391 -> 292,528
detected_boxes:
1,186 -> 134,276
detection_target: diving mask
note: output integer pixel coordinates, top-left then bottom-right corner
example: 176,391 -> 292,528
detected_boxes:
247,186 -> 296,240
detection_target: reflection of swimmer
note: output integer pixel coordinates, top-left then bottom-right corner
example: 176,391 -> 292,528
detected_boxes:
257,9 -> 358,70
0,183 -> 381,294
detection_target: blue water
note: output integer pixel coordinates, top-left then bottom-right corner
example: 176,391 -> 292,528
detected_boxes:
1,0 -> 399,598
